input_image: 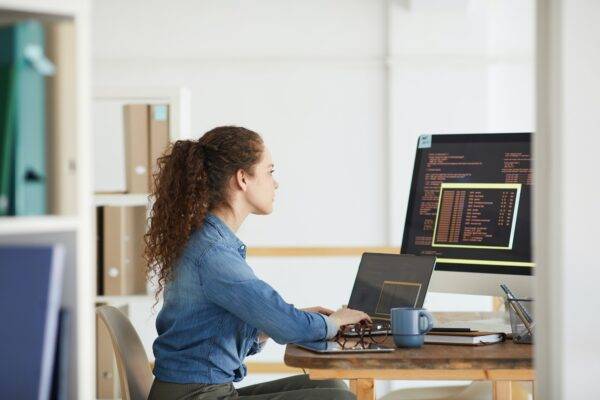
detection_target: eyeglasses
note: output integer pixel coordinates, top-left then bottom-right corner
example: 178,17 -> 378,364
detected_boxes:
334,320 -> 390,350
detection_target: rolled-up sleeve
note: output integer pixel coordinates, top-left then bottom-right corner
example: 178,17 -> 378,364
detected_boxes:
198,244 -> 329,344
322,315 -> 339,340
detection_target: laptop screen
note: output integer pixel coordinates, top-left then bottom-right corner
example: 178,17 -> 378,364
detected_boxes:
347,253 -> 436,320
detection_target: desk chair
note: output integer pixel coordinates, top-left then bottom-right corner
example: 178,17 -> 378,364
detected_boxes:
96,305 -> 154,400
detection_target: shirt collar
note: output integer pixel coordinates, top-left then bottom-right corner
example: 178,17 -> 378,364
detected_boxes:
204,213 -> 247,258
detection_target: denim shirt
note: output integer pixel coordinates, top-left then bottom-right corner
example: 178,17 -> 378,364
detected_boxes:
152,214 -> 337,384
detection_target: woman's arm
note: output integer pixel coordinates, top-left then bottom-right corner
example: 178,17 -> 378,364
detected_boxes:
198,244 -> 360,344
252,307 -> 333,347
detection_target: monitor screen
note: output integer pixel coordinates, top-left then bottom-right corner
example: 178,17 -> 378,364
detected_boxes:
401,133 -> 533,275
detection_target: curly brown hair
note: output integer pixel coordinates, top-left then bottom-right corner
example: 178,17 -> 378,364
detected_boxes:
145,126 -> 264,303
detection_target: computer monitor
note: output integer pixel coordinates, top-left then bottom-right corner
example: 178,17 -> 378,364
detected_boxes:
401,133 -> 533,298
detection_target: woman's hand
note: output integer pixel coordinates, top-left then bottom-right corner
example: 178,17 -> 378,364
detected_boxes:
301,306 -> 335,316
328,307 -> 371,327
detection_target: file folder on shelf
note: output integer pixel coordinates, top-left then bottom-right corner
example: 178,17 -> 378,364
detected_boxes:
46,22 -> 77,215
0,20 -> 54,215
0,20 -> 52,215
148,104 -> 170,192
102,206 -> 148,295
124,105 -> 150,194
96,207 -> 105,295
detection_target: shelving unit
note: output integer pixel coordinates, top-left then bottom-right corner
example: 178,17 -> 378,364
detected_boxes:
0,1 -> 93,399
92,85 -> 189,303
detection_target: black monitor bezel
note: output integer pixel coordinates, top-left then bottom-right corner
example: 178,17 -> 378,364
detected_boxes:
400,132 -> 533,276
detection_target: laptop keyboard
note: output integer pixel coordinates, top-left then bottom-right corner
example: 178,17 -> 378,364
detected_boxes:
341,322 -> 391,337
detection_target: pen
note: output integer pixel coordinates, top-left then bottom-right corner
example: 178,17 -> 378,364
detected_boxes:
507,297 -> 534,335
500,284 -> 533,323
500,284 -> 534,335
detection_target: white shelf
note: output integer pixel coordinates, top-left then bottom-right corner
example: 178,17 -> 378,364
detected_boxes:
94,193 -> 151,207
96,294 -> 153,304
0,215 -> 79,235
0,0 -> 80,17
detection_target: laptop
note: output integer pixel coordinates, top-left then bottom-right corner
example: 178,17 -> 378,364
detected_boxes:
295,253 -> 436,352
343,253 -> 436,336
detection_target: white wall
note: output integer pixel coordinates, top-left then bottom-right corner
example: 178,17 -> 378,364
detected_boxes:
387,0 -> 534,243
536,0 -> 600,398
92,0 -> 387,246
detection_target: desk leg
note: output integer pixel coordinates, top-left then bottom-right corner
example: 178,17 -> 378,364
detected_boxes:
349,378 -> 375,400
492,381 -> 512,400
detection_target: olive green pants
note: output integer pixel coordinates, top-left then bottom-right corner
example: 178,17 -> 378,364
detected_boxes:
148,374 -> 356,400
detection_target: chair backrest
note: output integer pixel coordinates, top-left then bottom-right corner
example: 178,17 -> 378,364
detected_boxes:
96,305 -> 154,400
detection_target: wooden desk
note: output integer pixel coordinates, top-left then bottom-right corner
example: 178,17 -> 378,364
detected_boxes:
284,338 -> 533,400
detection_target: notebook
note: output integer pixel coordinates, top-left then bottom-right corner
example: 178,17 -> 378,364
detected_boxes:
425,331 -> 505,345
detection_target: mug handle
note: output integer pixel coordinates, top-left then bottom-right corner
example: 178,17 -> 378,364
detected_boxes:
418,310 -> 434,334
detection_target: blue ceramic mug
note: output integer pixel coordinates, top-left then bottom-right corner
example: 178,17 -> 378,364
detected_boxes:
391,307 -> 434,348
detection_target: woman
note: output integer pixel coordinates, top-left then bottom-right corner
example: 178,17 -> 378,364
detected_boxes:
145,126 -> 370,400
